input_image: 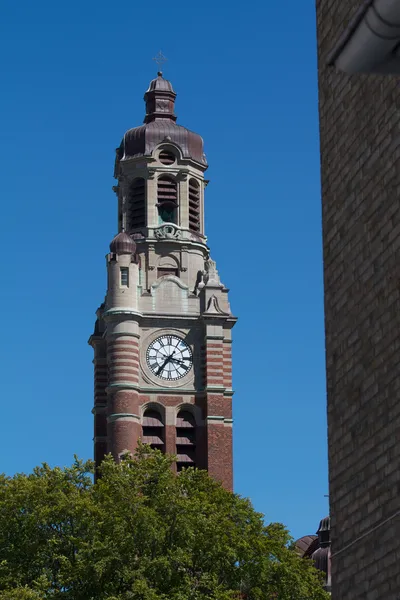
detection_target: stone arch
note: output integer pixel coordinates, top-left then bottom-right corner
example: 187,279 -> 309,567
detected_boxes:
141,402 -> 165,453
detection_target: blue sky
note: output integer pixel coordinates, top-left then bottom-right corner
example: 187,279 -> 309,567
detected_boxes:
0,1 -> 327,540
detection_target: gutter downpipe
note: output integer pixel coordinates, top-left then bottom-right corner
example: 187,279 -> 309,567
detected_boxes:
327,0 -> 400,74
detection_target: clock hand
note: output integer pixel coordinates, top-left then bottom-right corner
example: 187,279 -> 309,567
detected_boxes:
156,356 -> 171,375
156,350 -> 176,375
171,357 -> 189,368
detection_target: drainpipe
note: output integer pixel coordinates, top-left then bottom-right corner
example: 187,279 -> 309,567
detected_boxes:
327,0 -> 400,74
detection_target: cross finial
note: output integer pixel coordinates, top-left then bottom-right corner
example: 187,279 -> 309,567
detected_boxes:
152,50 -> 168,75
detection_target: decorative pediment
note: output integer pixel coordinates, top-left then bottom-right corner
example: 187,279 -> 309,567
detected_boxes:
151,275 -> 188,291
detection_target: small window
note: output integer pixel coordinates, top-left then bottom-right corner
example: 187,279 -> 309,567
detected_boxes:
120,267 -> 129,287
159,150 -> 176,165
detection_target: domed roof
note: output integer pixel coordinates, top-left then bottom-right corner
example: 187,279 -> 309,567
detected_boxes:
294,535 -> 318,557
147,71 -> 175,93
296,516 -> 331,593
311,516 -> 331,592
109,231 -> 136,255
117,73 -> 207,167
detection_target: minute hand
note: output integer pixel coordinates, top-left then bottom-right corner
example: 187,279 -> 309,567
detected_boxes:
171,357 -> 189,367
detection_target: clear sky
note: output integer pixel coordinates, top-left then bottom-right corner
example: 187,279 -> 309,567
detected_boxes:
0,1 -> 328,540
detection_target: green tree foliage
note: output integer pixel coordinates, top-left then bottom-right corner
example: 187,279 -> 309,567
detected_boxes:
0,446 -> 329,600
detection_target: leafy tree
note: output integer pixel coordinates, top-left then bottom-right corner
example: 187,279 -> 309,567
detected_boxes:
0,446 -> 329,599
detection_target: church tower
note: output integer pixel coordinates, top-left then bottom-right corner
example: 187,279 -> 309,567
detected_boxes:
89,72 -> 236,490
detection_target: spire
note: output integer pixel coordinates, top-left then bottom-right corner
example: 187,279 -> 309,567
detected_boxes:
143,72 -> 177,124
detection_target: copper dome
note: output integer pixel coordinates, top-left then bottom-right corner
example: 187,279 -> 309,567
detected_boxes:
109,232 -> 136,255
147,71 -> 175,93
118,73 -> 207,167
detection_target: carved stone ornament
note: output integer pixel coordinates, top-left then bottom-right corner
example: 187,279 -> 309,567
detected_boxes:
203,257 -> 221,286
154,224 -> 182,240
204,294 -> 229,315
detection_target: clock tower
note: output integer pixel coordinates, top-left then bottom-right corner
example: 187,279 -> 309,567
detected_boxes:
89,72 -> 236,489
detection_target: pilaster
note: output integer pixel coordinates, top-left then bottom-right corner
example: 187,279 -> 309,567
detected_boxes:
203,321 -> 233,490
106,334 -> 141,460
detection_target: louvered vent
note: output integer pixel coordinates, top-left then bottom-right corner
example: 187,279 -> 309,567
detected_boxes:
176,410 -> 196,472
188,179 -> 200,232
142,409 -> 165,451
128,178 -> 146,229
159,151 -> 175,165
157,176 -> 178,224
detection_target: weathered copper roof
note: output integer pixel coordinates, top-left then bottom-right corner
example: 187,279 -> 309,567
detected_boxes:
294,535 -> 318,557
109,231 -> 136,255
146,72 -> 175,93
311,517 -> 331,592
118,73 -> 207,166
295,516 -> 331,592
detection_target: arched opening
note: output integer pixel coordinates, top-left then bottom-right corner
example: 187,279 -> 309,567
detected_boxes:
159,150 -> 176,165
188,178 -> 200,233
176,409 -> 196,472
142,407 -> 165,453
127,178 -> 146,230
157,176 -> 178,224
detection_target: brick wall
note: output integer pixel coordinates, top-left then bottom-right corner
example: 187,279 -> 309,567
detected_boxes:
315,1 -> 400,598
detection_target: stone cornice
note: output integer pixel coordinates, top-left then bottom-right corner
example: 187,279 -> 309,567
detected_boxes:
103,308 -> 143,320
107,413 -> 140,423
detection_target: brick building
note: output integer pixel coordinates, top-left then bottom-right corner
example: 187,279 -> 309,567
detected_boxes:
89,72 -> 236,490
315,1 -> 400,597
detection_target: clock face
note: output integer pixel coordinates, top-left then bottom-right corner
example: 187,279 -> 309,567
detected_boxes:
146,335 -> 193,380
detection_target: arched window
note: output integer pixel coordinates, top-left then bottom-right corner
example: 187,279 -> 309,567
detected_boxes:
127,178 -> 146,230
142,407 -> 165,453
188,179 -> 200,233
157,176 -> 178,224
176,409 -> 196,472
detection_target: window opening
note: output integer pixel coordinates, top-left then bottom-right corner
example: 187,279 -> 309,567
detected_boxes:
159,150 -> 176,165
157,176 -> 178,224
188,179 -> 200,232
142,408 -> 165,452
128,178 -> 146,230
120,267 -> 129,287
176,410 -> 196,472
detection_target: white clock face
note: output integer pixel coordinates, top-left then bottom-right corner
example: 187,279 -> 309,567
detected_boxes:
146,335 -> 193,380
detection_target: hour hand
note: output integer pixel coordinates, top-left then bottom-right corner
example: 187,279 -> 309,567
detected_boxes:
156,356 -> 170,375
156,352 -> 176,375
